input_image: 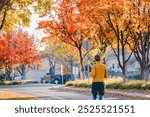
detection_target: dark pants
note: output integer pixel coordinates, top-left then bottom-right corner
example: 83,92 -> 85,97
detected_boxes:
91,82 -> 105,100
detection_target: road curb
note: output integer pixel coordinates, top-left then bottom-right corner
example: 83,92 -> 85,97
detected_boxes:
49,86 -> 150,100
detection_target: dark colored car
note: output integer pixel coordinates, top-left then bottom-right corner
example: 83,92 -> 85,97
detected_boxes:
41,74 -> 72,84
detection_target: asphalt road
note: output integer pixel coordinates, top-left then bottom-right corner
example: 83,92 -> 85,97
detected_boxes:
0,84 -> 125,100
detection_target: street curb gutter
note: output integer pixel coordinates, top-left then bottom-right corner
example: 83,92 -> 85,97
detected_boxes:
49,86 -> 150,100
106,90 -> 150,99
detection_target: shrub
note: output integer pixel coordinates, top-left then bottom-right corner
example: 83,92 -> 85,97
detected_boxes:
19,80 -> 39,84
65,80 -> 74,86
105,78 -> 123,89
73,79 -> 92,88
105,77 -> 123,84
0,80 -> 39,85
65,77 -> 150,90
141,82 -> 150,90
29,81 -> 39,84
106,82 -> 122,89
0,81 -> 4,85
3,81 -> 20,85
12,81 -> 20,85
4,81 -> 13,85
120,80 -> 144,89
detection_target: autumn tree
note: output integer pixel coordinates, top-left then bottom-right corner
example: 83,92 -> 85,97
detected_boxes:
77,0 -> 135,81
87,22 -> 110,64
0,30 -> 16,80
77,0 -> 150,81
127,0 -> 150,81
15,30 -> 41,80
39,0 -> 93,79
0,0 -> 51,31
41,36 -> 78,76
0,30 -> 41,80
0,0 -> 50,79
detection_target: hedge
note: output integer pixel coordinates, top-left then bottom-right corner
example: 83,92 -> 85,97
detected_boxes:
0,80 -> 39,85
65,78 -> 150,90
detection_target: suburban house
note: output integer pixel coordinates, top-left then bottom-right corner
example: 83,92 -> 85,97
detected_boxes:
105,48 -> 149,79
16,58 -> 73,82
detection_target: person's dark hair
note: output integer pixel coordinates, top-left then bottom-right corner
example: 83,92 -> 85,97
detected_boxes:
94,54 -> 100,61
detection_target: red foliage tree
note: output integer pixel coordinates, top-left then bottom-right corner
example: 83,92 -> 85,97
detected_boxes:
0,30 -> 41,80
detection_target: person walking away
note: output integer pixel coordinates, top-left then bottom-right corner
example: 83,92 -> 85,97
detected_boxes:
90,54 -> 108,100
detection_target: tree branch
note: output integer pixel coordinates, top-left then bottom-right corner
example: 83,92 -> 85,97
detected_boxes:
0,9 -> 7,30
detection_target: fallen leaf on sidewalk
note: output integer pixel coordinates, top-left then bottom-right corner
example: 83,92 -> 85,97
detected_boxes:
0,91 -> 40,100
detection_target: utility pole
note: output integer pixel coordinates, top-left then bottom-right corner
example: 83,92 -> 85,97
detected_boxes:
70,58 -> 74,80
61,64 -> 63,84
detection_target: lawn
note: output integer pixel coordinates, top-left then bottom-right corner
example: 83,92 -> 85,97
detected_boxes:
0,91 -> 39,100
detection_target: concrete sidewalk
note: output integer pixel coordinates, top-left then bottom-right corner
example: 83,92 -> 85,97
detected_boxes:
106,89 -> 150,99
50,85 -> 150,100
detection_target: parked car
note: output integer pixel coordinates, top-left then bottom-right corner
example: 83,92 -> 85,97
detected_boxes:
41,74 -> 72,84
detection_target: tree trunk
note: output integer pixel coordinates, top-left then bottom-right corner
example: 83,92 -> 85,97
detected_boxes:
103,57 -> 106,64
122,66 -> 128,82
0,9 -> 7,30
70,59 -> 74,80
141,67 -> 149,81
78,47 -> 85,79
144,70 -> 149,81
122,72 -> 128,82
48,57 -> 55,75
5,67 -> 11,80
22,66 -> 26,80
16,65 -> 27,80
80,56 -> 85,79
80,62 -> 85,79
141,68 -> 144,80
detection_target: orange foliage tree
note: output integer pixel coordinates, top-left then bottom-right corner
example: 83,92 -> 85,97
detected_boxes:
39,0 -> 149,80
77,0 -> 150,81
77,0 -> 134,81
39,0 -> 93,79
0,30 -> 41,80
126,0 -> 150,81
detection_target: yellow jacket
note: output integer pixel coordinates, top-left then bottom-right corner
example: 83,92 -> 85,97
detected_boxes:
90,62 -> 108,82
